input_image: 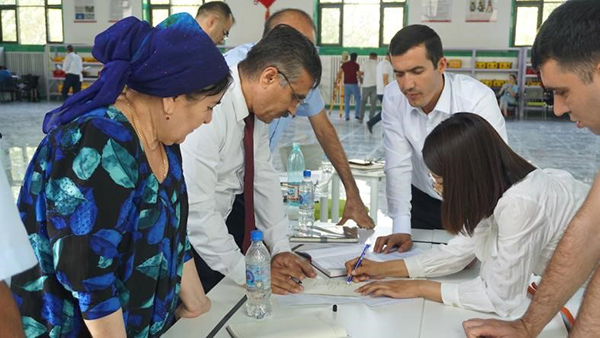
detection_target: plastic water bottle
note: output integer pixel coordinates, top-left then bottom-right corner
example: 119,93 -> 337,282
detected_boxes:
315,154 -> 333,198
286,143 -> 305,207
299,170 -> 315,229
245,230 -> 271,319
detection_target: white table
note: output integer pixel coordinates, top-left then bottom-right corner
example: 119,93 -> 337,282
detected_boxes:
165,224 -> 577,338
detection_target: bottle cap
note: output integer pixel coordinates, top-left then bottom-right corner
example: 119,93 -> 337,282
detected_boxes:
292,142 -> 300,149
250,230 -> 263,242
303,170 -> 311,178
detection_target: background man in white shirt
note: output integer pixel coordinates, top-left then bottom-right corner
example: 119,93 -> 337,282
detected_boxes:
367,54 -> 394,133
182,26 -> 320,294
195,1 -> 234,45
61,45 -> 83,101
359,52 -> 379,122
0,155 -> 37,337
464,1 -> 600,336
375,25 -> 506,254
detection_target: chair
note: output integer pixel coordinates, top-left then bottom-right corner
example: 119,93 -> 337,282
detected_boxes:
20,74 -> 40,102
0,76 -> 18,102
278,143 -> 324,171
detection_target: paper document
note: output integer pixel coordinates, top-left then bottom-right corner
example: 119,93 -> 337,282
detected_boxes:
274,293 -> 412,308
302,277 -> 366,297
300,245 -> 422,277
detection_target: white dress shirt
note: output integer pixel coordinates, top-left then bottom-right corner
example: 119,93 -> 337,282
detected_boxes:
361,59 -> 378,88
404,169 -> 589,316
63,52 -> 83,76
181,66 -> 291,285
376,60 -> 394,95
0,157 -> 37,283
382,72 -> 507,234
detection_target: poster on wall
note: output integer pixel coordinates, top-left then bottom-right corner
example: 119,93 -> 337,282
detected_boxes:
422,0 -> 453,22
466,0 -> 498,22
75,0 -> 95,22
109,0 -> 133,22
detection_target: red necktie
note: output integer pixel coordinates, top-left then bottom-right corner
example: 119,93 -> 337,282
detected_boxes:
242,114 -> 255,253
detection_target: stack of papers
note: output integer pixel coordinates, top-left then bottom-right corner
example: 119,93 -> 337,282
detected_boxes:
290,224 -> 358,243
226,311 -> 347,338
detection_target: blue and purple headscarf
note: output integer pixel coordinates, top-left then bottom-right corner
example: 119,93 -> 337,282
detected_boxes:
43,13 -> 229,134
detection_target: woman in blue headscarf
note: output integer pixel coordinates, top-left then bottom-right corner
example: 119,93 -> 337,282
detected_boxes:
11,13 -> 231,337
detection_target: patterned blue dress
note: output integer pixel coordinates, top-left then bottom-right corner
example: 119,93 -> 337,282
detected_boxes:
11,106 -> 191,337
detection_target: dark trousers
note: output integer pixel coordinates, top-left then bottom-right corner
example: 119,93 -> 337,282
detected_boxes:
410,185 -> 443,230
367,95 -> 385,129
194,193 -> 246,293
62,74 -> 81,100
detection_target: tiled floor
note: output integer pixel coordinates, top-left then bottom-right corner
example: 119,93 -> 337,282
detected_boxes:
2,101 -> 599,217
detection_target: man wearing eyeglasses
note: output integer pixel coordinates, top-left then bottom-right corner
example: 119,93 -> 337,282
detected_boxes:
224,8 -> 375,230
181,25 -> 321,294
195,2 -> 234,45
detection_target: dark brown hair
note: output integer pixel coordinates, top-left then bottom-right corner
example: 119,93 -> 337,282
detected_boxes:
422,113 -> 536,236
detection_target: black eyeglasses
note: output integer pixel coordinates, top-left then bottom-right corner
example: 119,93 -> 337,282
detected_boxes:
277,70 -> 306,107
223,30 -> 229,39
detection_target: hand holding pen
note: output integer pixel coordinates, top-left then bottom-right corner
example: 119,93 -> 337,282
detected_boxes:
346,244 -> 371,284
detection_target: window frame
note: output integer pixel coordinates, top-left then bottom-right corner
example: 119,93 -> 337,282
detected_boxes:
148,0 -> 213,27
511,0 -> 564,47
0,0 -> 63,44
316,0 -> 407,48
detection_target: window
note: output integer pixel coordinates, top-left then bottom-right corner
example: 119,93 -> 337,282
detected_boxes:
0,0 -> 62,44
513,0 -> 565,46
148,0 -> 222,27
318,0 -> 406,48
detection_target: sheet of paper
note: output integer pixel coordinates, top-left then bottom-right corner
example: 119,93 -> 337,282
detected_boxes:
302,245 -> 422,271
302,277 -> 366,297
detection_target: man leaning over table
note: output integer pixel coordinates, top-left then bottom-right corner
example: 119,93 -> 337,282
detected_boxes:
181,26 -> 320,294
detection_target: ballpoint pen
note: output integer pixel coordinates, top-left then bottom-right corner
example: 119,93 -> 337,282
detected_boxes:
347,243 -> 370,285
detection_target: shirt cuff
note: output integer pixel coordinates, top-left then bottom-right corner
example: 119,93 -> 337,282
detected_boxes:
392,215 -> 412,234
227,253 -> 247,286
441,282 -> 461,308
270,237 -> 292,257
404,255 -> 426,277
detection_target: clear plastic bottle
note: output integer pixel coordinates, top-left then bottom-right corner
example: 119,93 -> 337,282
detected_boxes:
245,230 -> 271,319
315,154 -> 333,198
286,143 -> 305,207
299,170 -> 315,229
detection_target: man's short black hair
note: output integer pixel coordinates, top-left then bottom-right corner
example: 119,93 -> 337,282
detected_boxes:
389,25 -> 443,68
350,53 -> 358,62
240,24 -> 322,88
262,8 -> 316,38
532,0 -> 600,83
369,52 -> 378,58
196,1 -> 235,24
66,45 -> 74,52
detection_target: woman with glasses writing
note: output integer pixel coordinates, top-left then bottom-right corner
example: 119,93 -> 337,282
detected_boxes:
345,113 -> 589,316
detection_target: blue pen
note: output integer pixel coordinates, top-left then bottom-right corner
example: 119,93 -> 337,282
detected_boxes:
347,244 -> 370,284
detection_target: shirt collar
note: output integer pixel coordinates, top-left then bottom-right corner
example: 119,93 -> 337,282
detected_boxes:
410,73 -> 452,116
229,65 -> 251,122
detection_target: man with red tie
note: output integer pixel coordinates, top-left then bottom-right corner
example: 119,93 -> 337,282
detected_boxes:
181,25 -> 320,294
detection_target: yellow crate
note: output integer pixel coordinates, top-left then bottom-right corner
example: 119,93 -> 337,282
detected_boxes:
498,62 -> 512,69
486,62 -> 499,69
480,79 -> 493,87
475,62 -> 486,69
447,59 -> 462,69
492,80 -> 506,87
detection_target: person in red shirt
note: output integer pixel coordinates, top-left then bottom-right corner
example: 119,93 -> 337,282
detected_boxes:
336,52 -> 362,121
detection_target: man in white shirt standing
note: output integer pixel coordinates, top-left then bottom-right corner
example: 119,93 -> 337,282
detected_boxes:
367,54 -> 394,133
61,44 -> 83,101
0,155 -> 37,336
375,25 -> 506,254
359,53 -> 379,122
182,25 -> 320,294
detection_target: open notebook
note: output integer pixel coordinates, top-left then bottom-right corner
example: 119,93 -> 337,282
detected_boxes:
226,312 -> 348,338
299,244 -> 422,277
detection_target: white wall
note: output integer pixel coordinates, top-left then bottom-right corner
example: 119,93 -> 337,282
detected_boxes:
226,0 -> 314,47
62,0 -> 143,45
407,0 -> 512,49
